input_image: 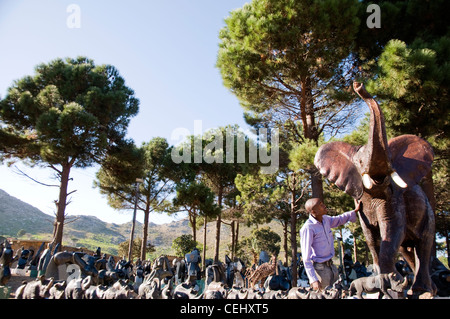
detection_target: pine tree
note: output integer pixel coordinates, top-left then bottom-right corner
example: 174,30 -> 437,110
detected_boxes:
0,57 -> 139,245
95,137 -> 175,261
217,0 -> 363,199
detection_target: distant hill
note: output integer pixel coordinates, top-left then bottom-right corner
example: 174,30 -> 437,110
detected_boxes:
0,189 -> 54,236
0,189 -> 283,259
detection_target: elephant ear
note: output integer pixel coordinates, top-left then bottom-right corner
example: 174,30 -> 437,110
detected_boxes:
388,135 -> 434,186
314,141 -> 364,199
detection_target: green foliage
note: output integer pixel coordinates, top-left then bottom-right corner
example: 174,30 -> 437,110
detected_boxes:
96,137 -> 177,260
116,237 -> 155,261
217,0 -> 361,139
173,182 -> 220,228
96,137 -> 175,214
367,39 -> 450,139
173,182 -> 219,217
0,56 -> 139,167
118,238 -> 142,261
172,234 -> 200,257
341,114 -> 370,146
235,170 -> 296,227
241,227 -> 281,258
288,139 -> 318,172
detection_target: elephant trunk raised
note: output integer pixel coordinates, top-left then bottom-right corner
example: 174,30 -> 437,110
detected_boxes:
353,82 -> 407,190
354,82 -> 391,182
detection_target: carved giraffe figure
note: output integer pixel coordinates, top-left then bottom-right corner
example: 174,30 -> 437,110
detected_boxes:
247,255 -> 277,288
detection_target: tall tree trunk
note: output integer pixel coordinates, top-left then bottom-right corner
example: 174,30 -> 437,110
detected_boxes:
446,233 -> 450,267
140,201 -> 151,261
190,212 -> 197,242
234,220 -> 239,259
203,216 -> 207,272
52,163 -> 71,246
283,221 -> 289,266
300,76 -> 323,200
230,220 -> 235,260
214,187 -> 223,263
290,175 -> 298,287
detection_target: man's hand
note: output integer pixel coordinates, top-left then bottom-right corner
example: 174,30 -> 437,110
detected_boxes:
354,199 -> 361,212
311,281 -> 320,291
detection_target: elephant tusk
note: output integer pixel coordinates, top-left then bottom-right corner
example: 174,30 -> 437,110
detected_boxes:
362,173 -> 373,189
391,171 -> 408,188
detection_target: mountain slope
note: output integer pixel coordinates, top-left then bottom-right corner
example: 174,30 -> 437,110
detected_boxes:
0,189 -> 195,256
0,189 -> 54,236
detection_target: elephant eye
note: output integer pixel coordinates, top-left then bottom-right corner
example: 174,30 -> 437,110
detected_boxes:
372,175 -> 387,184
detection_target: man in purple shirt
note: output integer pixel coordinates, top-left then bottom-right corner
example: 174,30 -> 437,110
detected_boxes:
300,198 -> 360,291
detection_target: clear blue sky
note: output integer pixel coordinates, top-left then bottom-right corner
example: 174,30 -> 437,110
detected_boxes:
0,0 -> 251,224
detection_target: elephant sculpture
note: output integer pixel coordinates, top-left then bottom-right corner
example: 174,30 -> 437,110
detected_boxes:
314,82 -> 435,297
103,279 -> 137,299
37,243 -> 60,274
287,286 -> 341,299
226,288 -> 250,299
45,251 -> 99,280
15,275 -> 55,299
173,258 -> 186,284
173,282 -> 202,299
202,280 -> 228,299
65,276 -> 92,299
349,272 -> 408,299
84,284 -> 108,299
48,281 -> 67,299
97,256 -> 119,285
146,255 -> 173,284
28,242 -> 45,273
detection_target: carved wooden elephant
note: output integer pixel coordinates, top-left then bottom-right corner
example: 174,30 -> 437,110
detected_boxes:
103,279 -> 137,299
202,281 -> 228,299
173,282 -> 202,299
349,272 -> 408,299
15,276 -> 55,299
48,281 -> 67,299
287,286 -> 340,299
84,284 -> 107,299
65,276 -> 92,299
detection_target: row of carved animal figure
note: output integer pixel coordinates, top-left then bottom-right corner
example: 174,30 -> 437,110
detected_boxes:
12,270 -> 409,299
3,238 -> 450,299
15,275 -> 138,299
6,245 -> 408,300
